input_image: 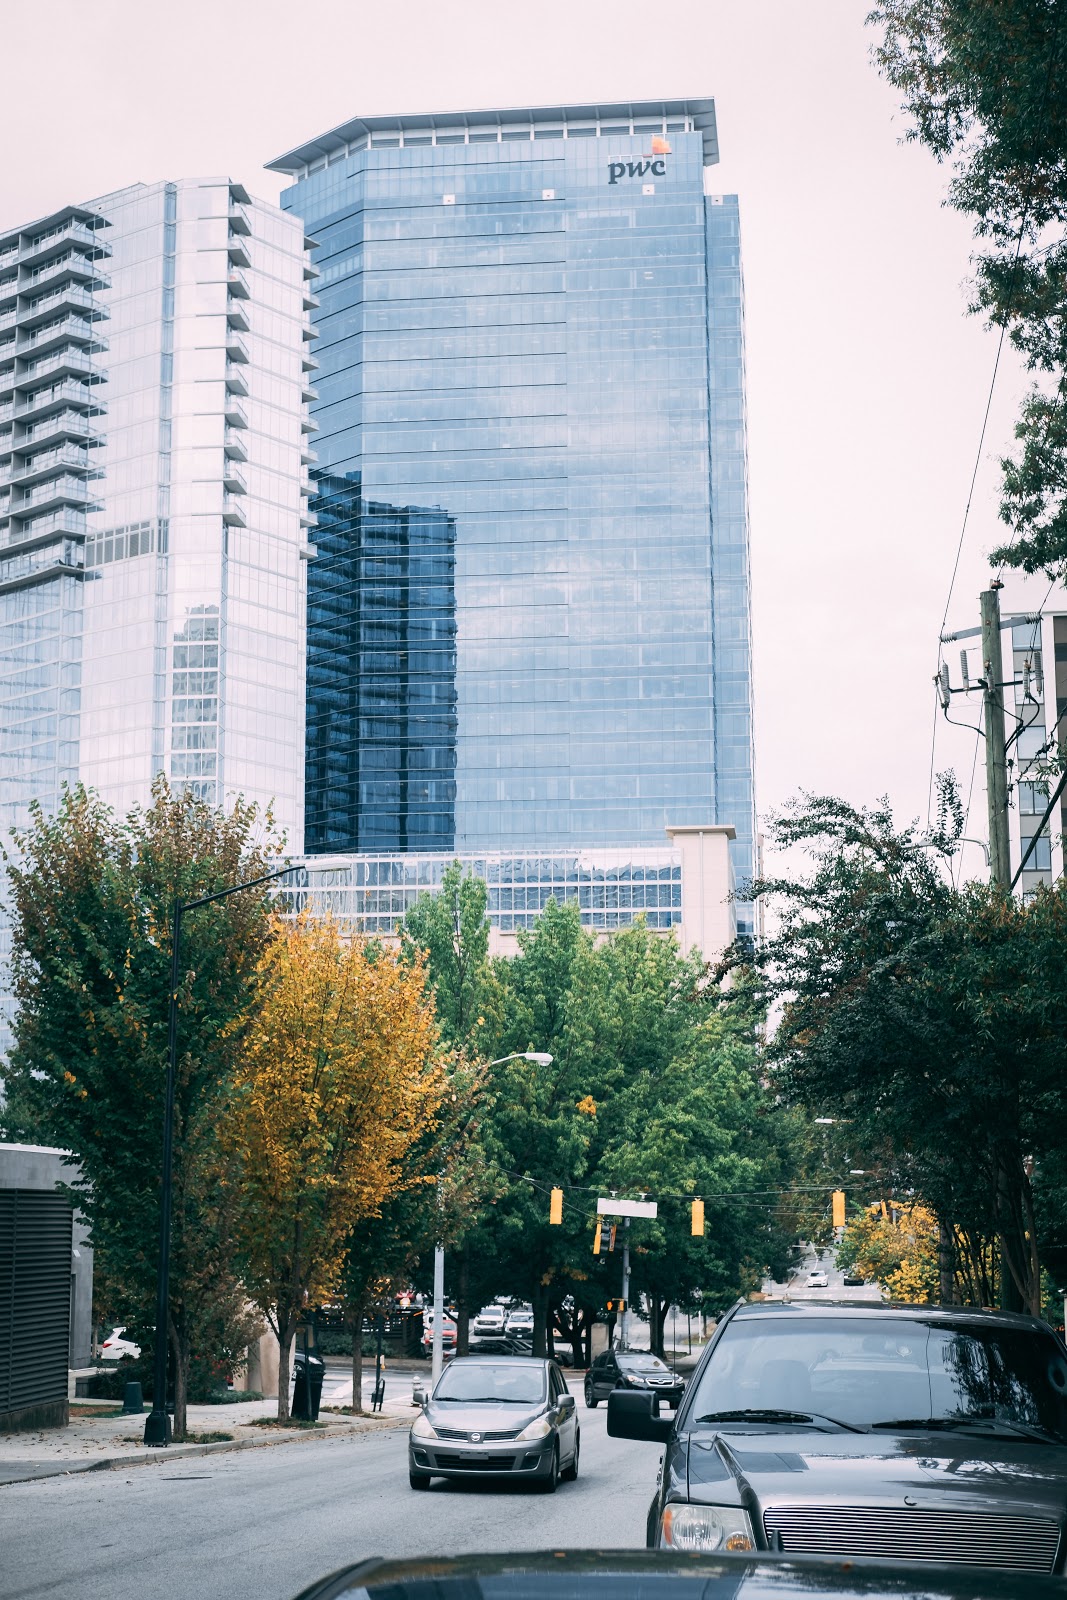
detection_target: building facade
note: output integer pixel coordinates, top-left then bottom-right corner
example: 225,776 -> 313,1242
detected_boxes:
270,98 -> 757,941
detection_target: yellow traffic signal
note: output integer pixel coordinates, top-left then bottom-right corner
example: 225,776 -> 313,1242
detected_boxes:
691,1198 -> 705,1237
549,1187 -> 563,1225
593,1220 -> 602,1254
832,1190 -> 846,1228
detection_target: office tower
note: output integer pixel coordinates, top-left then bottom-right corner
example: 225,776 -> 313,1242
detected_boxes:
270,98 -> 756,944
0,181 -> 315,847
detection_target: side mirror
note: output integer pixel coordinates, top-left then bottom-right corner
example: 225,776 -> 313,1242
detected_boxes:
412,1383 -> 427,1406
607,1388 -> 672,1443
560,1392 -> 576,1412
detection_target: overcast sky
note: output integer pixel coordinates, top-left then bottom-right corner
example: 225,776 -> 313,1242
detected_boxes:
4,0 -> 1030,872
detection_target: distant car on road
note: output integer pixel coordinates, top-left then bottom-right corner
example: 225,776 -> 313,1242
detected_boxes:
99,1326 -> 141,1360
409,1354 -> 579,1493
585,1349 -> 685,1409
420,1311 -> 457,1357
805,1270 -> 829,1288
505,1308 -> 534,1339
472,1305 -> 507,1338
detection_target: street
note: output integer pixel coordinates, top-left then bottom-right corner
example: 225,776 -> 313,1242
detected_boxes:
0,1399 -> 662,1600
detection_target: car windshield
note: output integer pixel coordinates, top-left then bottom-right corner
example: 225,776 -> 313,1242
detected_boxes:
688,1317 -> 1067,1439
620,1354 -> 668,1371
433,1363 -> 546,1405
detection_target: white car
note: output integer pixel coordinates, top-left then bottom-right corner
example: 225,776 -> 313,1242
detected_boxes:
505,1309 -> 535,1339
99,1326 -> 141,1360
805,1271 -> 829,1289
472,1305 -> 507,1338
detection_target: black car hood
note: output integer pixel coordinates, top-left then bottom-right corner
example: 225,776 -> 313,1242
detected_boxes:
684,1427 -> 1067,1519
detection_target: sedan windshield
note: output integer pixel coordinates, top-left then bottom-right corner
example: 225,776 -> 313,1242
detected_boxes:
620,1354 -> 669,1372
433,1363 -> 546,1405
688,1317 -> 1067,1440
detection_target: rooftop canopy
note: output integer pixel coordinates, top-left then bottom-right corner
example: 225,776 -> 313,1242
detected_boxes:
268,97 -> 718,176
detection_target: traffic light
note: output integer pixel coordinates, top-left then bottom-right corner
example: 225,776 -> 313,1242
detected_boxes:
593,1220 -> 602,1254
609,1223 -> 617,1252
549,1187 -> 563,1225
691,1198 -> 705,1237
606,1299 -> 627,1314
832,1190 -> 846,1228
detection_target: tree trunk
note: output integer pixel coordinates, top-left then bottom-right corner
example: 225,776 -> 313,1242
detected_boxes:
532,1278 -> 550,1357
276,1314 -> 297,1423
350,1294 -> 368,1414
456,1246 -> 470,1357
169,1315 -> 188,1442
650,1297 -> 668,1358
938,1222 -> 956,1306
996,1151 -> 1035,1313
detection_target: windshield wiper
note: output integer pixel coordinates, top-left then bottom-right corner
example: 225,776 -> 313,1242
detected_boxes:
437,1396 -> 538,1405
872,1417 -> 1064,1443
696,1408 -> 863,1434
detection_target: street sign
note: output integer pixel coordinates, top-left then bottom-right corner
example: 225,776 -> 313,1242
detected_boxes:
597,1197 -> 658,1219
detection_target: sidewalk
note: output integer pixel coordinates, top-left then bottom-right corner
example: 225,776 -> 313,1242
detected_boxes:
0,1393 -> 417,1487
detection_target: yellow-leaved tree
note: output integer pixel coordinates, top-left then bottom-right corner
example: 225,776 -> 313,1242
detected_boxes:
838,1202 -> 940,1304
223,917 -> 444,1420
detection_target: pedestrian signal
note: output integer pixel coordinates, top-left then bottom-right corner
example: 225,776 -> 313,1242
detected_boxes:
549,1187 -> 563,1225
606,1299 -> 627,1314
691,1199 -> 705,1237
832,1190 -> 846,1228
609,1223 -> 617,1251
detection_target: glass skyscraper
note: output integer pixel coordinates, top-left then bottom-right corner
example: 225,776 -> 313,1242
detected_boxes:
280,98 -> 757,930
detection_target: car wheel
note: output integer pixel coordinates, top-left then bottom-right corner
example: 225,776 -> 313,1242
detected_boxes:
538,1443 -> 560,1494
584,1381 -> 598,1408
561,1431 -> 579,1482
409,1470 -> 432,1490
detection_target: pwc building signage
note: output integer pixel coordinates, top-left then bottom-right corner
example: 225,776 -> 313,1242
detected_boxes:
608,134 -> 671,185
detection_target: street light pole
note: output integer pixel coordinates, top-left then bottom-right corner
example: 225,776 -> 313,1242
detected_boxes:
143,860 -> 298,1447
426,1050 -> 553,1394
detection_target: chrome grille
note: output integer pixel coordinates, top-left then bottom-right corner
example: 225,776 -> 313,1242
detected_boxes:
763,1505 -> 1060,1572
434,1426 -> 519,1441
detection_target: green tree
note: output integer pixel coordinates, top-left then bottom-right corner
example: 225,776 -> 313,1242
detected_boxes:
1,780 -> 279,1439
745,787 -> 1067,1315
869,0 -> 1067,573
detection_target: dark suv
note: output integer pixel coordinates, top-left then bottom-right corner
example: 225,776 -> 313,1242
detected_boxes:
608,1300 -> 1067,1572
585,1349 -> 685,1410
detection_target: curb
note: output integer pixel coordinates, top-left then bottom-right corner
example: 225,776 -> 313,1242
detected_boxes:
0,1412 -> 408,1488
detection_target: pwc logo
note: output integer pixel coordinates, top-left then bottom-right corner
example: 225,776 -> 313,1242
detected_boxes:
607,136 -> 672,185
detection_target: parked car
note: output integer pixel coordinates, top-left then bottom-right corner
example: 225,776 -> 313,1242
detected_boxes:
609,1299 -> 1067,1570
505,1309 -> 535,1339
409,1355 -> 579,1492
98,1326 -> 141,1360
293,1548 -> 1067,1600
585,1349 -> 684,1409
419,1311 -> 457,1357
472,1305 -> 508,1338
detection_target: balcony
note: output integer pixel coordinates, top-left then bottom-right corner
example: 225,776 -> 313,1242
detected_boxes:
224,395 -> 248,428
301,384 -> 319,404
227,269 -> 250,300
222,493 -> 247,526
300,442 -> 315,466
5,443 -> 96,489
17,410 -> 99,453
227,233 -> 251,269
224,362 -> 249,397
4,506 -> 88,543
0,311 -> 14,335
302,320 -> 318,341
19,316 -> 105,358
301,350 -> 319,372
223,460 -> 246,494
18,347 -> 98,387
23,251 -> 110,294
20,220 -> 111,269
15,379 -> 105,422
300,507 -> 318,529
0,403 -> 13,425
223,426 -> 248,461
225,300 -> 250,332
225,331 -> 249,364
21,283 -> 102,328
228,202 -> 252,237
300,413 -> 318,433
302,290 -> 320,311
13,474 -> 99,517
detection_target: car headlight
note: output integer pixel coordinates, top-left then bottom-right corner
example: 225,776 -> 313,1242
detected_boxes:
660,1504 -> 756,1553
411,1413 -> 438,1441
516,1415 -> 552,1441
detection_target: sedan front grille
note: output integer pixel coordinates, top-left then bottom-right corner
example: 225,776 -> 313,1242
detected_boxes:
433,1427 -> 520,1441
763,1505 -> 1061,1572
432,1452 -> 518,1472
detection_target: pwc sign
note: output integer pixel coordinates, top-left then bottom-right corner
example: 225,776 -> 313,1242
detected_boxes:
608,133 -> 671,185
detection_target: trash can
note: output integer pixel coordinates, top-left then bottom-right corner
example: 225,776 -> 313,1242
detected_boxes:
292,1350 -> 325,1421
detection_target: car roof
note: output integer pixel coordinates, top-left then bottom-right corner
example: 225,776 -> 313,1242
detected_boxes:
442,1354 -> 552,1367
733,1300 -> 1047,1332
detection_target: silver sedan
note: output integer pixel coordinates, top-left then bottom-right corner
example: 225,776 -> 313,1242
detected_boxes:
409,1355 -> 579,1492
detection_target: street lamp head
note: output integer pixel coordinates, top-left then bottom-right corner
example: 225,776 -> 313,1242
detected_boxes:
814,1117 -> 835,1125
524,1051 -> 553,1065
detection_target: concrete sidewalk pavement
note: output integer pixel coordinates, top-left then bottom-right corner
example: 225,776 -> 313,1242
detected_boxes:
0,1393 -> 418,1487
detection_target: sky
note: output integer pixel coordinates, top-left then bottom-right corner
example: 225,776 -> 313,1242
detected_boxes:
3,0 -> 1031,872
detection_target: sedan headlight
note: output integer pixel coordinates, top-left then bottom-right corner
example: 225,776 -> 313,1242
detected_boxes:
516,1415 -> 553,1441
410,1413 -> 438,1441
660,1504 -> 756,1553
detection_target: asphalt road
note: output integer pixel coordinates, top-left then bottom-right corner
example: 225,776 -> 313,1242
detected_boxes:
0,1400 -> 662,1600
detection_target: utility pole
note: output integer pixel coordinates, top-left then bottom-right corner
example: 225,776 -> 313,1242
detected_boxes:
980,584 -> 1012,889
619,1218 -> 631,1351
